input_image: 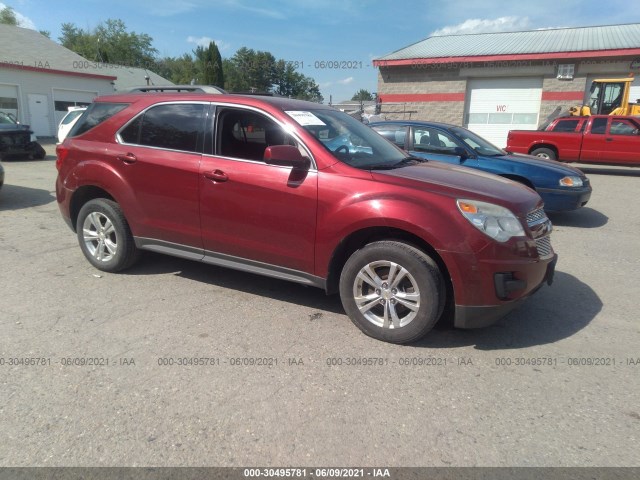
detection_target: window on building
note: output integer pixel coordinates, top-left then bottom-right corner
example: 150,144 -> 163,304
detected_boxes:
0,97 -> 18,110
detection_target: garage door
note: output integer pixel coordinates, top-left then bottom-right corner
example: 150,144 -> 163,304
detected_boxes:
53,89 -> 96,126
465,78 -> 543,148
0,84 -> 19,118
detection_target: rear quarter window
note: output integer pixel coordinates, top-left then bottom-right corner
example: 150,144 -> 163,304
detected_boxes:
68,103 -> 129,138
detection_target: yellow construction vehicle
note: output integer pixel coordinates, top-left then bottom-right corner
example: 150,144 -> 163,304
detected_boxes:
570,77 -> 640,116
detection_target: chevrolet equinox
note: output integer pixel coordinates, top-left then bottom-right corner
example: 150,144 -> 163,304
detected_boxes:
56,92 -> 556,344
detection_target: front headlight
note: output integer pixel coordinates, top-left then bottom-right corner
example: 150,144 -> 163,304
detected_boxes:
457,199 -> 525,242
559,176 -> 583,187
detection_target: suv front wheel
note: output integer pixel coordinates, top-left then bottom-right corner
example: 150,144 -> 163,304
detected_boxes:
339,241 -> 445,344
76,199 -> 140,272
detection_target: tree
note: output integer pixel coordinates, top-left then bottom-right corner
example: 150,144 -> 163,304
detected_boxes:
224,47 -> 277,92
60,19 -> 158,68
223,48 -> 322,102
194,41 -> 224,87
0,6 -> 18,25
155,54 -> 198,84
351,89 -> 374,101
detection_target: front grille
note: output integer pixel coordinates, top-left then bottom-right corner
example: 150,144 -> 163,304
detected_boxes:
526,207 -> 546,226
535,236 -> 553,259
526,207 -> 554,259
0,132 -> 30,147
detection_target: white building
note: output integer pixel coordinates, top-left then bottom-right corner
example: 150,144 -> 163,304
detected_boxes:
0,24 -> 172,137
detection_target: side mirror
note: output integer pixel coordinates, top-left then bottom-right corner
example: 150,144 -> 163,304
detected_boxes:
454,146 -> 469,160
264,145 -> 310,169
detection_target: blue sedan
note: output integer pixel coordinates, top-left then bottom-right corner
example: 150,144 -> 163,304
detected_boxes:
370,121 -> 592,212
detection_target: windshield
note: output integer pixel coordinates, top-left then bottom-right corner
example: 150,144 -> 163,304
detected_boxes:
286,109 -> 407,169
450,126 -> 505,156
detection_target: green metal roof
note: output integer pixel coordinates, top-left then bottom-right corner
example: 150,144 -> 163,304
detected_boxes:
376,23 -> 640,61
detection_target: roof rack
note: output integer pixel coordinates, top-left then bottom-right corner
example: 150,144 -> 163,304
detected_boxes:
127,85 -> 227,94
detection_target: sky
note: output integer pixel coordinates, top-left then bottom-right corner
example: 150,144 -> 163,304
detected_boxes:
2,0 -> 640,102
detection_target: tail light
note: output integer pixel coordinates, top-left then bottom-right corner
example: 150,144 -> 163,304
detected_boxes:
55,144 -> 69,170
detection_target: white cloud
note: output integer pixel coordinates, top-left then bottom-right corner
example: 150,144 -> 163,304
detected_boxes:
337,77 -> 354,85
0,2 -> 36,29
187,36 -> 231,51
431,16 -> 530,36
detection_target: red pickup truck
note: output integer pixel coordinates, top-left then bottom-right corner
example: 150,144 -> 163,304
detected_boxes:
507,116 -> 640,166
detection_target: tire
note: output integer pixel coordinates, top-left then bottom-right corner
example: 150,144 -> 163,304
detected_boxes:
339,241 -> 445,344
530,147 -> 557,160
32,143 -> 46,160
29,142 -> 47,160
76,199 -> 140,272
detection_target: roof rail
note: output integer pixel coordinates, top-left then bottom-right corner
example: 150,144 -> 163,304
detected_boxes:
127,85 -> 227,94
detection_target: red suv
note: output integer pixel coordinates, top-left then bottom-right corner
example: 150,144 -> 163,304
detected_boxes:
56,92 -> 556,344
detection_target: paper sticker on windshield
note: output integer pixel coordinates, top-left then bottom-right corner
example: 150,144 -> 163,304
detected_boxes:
286,111 -> 326,126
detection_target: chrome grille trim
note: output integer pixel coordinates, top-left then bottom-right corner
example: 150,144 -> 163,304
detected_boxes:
526,207 -> 554,259
526,207 -> 546,226
535,236 -> 554,259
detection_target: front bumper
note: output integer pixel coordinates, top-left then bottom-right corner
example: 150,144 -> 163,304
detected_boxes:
454,254 -> 557,329
538,186 -> 592,212
0,140 -> 41,157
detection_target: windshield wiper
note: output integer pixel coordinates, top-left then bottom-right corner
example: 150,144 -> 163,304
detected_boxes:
365,156 -> 428,170
396,155 -> 429,167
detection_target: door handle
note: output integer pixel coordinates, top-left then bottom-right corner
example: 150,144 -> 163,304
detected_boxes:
605,138 -> 614,142
117,152 -> 137,164
204,169 -> 228,182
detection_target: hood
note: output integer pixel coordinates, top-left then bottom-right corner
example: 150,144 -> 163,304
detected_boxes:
372,161 -> 542,215
500,152 -> 586,177
0,123 -> 32,133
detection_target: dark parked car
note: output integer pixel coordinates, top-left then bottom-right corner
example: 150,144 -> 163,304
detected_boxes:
0,112 -> 46,160
370,121 -> 592,212
56,93 -> 556,344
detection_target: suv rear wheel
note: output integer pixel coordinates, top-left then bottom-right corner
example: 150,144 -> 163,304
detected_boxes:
76,199 -> 140,272
339,241 -> 445,344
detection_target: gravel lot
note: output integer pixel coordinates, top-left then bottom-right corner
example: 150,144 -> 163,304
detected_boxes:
0,142 -> 639,468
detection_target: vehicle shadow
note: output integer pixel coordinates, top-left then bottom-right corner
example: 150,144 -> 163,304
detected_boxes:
126,255 -> 599,349
578,166 -> 640,177
547,207 -> 608,228
415,271 -> 601,350
0,184 -> 56,210
123,252 -> 345,314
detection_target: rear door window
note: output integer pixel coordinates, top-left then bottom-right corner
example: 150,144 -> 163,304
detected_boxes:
590,118 -> 608,134
119,103 -> 206,153
371,125 -> 407,148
